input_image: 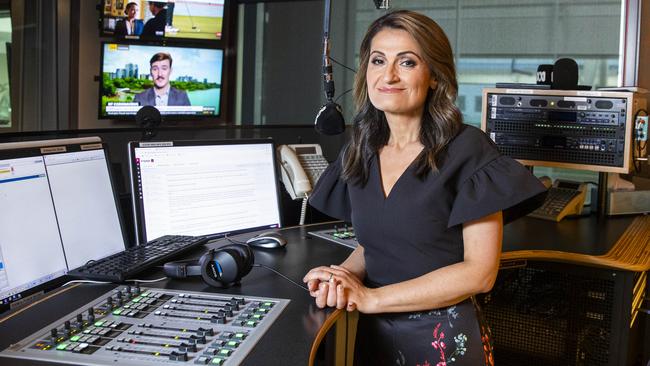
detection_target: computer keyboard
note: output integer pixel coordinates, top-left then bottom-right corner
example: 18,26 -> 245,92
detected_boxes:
67,235 -> 209,282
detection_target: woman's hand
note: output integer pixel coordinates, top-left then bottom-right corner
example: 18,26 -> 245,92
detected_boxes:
326,265 -> 377,313
304,264 -> 377,312
303,266 -> 345,309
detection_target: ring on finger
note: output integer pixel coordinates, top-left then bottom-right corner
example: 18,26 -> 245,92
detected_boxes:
328,273 -> 334,282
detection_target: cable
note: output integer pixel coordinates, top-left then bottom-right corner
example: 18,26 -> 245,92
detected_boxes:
253,263 -> 309,292
126,277 -> 168,283
299,194 -> 309,226
334,88 -> 353,103
329,56 -> 357,74
633,108 -> 648,172
62,279 -> 112,287
61,277 -> 168,287
223,237 -> 310,291
224,233 -> 248,246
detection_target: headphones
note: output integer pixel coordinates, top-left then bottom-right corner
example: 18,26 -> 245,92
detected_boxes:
163,244 -> 254,288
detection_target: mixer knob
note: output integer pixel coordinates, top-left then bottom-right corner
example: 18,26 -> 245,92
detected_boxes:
178,343 -> 197,352
210,314 -> 226,324
50,328 -> 59,344
196,327 -> 214,336
221,309 -> 233,317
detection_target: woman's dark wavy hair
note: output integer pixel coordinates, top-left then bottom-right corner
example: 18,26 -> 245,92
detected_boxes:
342,10 -> 462,186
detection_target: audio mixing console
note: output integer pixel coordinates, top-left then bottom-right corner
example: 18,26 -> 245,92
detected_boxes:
308,226 -> 358,249
1,286 -> 289,365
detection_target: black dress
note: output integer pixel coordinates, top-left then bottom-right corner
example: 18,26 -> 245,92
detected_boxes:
309,125 -> 547,366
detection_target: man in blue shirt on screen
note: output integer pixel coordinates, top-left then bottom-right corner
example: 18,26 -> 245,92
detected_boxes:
134,52 -> 191,107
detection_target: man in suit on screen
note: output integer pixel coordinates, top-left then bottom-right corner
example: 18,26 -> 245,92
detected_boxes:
134,52 -> 191,107
140,1 -> 167,38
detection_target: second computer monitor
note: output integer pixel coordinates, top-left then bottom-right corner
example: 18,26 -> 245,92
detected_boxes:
129,139 -> 282,244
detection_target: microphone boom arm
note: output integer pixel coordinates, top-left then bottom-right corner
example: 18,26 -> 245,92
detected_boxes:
322,0 -> 335,102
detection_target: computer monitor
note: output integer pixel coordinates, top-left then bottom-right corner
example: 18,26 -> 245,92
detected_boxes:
100,0 -> 227,42
128,139 -> 282,244
0,143 -> 127,313
99,42 -> 223,119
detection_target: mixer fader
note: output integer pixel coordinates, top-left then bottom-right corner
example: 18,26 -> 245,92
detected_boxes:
1,286 -> 289,365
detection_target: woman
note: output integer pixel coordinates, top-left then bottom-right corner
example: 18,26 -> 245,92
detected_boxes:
114,2 -> 143,37
303,10 -> 546,365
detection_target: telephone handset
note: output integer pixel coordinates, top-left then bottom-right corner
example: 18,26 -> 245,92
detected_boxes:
528,178 -> 588,222
277,144 -> 329,200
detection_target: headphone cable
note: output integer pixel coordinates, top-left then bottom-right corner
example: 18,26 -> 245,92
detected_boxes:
253,263 -> 309,292
225,234 -> 309,292
224,233 -> 247,245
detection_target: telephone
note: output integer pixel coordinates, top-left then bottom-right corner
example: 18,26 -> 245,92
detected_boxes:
277,144 -> 329,200
528,178 -> 588,222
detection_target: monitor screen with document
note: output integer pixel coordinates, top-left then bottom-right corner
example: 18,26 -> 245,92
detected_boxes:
128,139 -> 282,244
0,143 -> 126,313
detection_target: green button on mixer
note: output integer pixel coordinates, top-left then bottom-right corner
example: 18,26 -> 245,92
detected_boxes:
56,343 -> 68,350
69,335 -> 81,342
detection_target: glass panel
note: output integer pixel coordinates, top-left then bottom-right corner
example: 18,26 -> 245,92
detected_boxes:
245,0 -> 622,128
0,10 -> 10,128
239,0 -> 623,154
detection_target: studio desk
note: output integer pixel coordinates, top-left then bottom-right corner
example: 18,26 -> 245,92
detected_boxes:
0,216 -> 648,366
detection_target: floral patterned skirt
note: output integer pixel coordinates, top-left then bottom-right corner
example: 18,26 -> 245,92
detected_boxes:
354,297 -> 494,366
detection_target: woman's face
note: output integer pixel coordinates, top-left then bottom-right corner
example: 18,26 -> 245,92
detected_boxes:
366,28 -> 436,119
127,5 -> 139,19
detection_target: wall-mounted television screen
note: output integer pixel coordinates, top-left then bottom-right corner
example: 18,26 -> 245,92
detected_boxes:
100,0 -> 225,41
99,42 -> 223,119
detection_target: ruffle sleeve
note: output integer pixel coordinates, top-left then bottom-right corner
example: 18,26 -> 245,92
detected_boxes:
447,155 -> 547,228
308,152 -> 352,222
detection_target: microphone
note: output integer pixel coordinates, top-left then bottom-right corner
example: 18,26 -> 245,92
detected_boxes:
314,0 -> 345,136
136,105 -> 162,140
552,58 -> 578,90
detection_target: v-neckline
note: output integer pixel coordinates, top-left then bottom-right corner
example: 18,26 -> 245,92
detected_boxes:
376,151 -> 421,200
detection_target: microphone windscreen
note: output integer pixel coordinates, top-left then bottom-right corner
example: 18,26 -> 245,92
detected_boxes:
135,105 -> 162,128
552,58 -> 578,90
536,64 -> 553,85
315,102 -> 345,135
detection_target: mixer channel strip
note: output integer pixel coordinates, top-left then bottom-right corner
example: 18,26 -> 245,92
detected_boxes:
308,225 -> 358,249
0,286 -> 289,366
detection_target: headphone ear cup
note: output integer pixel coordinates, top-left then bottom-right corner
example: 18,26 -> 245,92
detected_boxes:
237,244 -> 254,277
198,249 -> 238,287
221,244 -> 254,278
195,244 -> 255,288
